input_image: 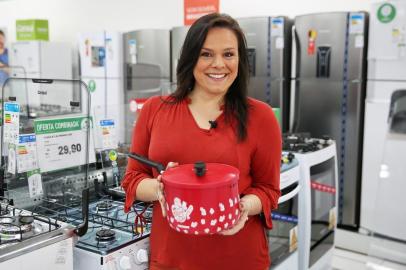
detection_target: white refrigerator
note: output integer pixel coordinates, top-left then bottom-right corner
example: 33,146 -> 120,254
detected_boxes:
78,31 -> 124,149
361,0 -> 406,263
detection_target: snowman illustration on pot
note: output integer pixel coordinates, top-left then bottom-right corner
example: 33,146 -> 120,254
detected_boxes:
171,197 -> 193,223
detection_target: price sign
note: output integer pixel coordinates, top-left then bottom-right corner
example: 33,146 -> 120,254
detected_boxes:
34,116 -> 96,173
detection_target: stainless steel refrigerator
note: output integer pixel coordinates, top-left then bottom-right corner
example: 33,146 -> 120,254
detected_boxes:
123,29 -> 170,144
291,12 -> 368,230
170,25 -> 190,87
238,17 -> 292,132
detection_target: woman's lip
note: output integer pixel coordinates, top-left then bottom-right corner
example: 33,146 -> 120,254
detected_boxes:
206,74 -> 227,80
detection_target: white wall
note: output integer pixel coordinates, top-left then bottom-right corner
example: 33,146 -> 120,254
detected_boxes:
0,0 -> 372,45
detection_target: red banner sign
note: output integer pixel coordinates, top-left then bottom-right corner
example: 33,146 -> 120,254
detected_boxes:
184,0 -> 219,25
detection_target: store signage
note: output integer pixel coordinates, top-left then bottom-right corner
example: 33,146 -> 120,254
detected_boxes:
34,116 -> 95,172
184,0 -> 219,25
16,19 -> 49,41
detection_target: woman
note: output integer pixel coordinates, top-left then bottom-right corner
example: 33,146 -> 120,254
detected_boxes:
122,13 -> 281,270
0,30 -> 9,85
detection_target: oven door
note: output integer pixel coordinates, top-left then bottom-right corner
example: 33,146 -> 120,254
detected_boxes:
309,157 -> 336,267
268,181 -> 300,268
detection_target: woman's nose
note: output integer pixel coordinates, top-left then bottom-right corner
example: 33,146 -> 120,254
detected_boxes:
211,55 -> 225,68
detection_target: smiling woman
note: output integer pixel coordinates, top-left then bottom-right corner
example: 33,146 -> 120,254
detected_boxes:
122,13 -> 282,270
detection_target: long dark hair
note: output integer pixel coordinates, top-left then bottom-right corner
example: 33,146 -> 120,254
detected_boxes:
171,13 -> 250,141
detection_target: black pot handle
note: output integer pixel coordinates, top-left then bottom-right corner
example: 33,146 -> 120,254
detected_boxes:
194,161 -> 206,177
128,153 -> 165,174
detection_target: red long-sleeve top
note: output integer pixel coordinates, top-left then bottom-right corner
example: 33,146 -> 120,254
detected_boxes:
122,96 -> 281,270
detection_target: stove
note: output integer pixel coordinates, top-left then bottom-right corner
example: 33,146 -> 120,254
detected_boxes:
0,198 -> 75,269
68,199 -> 152,270
283,133 -> 333,153
283,133 -> 338,270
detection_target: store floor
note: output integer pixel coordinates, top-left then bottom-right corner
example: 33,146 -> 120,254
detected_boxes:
332,248 -> 406,270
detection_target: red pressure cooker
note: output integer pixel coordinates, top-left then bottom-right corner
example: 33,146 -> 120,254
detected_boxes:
128,153 -> 241,235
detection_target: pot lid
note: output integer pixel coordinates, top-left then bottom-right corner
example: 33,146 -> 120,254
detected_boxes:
162,163 -> 239,189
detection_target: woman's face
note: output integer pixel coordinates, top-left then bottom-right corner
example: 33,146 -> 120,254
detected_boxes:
193,27 -> 239,97
0,34 -> 5,50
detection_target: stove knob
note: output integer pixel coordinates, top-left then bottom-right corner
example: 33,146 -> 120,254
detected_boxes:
136,249 -> 149,263
119,256 -> 132,270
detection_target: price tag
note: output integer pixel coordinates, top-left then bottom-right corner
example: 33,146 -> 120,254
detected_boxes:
34,116 -> 96,173
95,119 -> 117,150
17,134 -> 39,173
27,169 -> 43,198
3,102 -> 20,145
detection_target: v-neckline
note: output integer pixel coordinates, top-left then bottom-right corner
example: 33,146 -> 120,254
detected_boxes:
184,98 -> 224,132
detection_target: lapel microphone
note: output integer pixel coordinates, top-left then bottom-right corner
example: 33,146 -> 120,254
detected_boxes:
208,120 -> 218,129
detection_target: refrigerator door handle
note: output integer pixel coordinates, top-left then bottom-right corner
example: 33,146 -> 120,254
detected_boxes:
290,25 -> 301,132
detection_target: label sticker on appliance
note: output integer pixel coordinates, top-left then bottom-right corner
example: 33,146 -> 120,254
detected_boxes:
355,35 -> 364,48
17,134 -> 39,173
3,102 -> 20,145
289,226 -> 298,252
307,29 -> 317,55
275,37 -> 284,49
55,240 -> 68,265
7,144 -> 16,175
349,13 -> 365,34
129,39 -> 137,64
328,207 -> 337,230
95,119 -> 117,150
271,18 -> 284,37
34,116 -> 96,173
377,3 -> 396,23
27,169 -> 43,198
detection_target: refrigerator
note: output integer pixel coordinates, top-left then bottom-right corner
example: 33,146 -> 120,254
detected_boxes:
361,0 -> 406,262
171,26 -> 190,86
291,12 -> 368,230
9,41 -> 73,110
238,17 -> 292,132
123,29 -> 170,144
78,31 -> 124,149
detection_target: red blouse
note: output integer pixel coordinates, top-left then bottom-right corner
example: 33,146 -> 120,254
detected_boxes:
122,96 -> 281,270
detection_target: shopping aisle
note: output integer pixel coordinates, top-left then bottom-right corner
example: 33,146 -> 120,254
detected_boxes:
332,248 -> 406,270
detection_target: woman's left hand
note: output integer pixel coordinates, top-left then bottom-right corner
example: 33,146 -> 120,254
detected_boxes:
219,198 -> 252,236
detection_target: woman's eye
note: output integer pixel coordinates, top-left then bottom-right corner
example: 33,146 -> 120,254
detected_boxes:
200,52 -> 211,57
224,52 -> 234,57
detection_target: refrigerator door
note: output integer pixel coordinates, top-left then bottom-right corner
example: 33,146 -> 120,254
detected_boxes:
368,0 -> 406,80
10,42 -> 40,74
78,32 -> 106,78
294,12 -> 348,81
39,42 -> 73,79
293,12 -> 367,229
171,26 -> 189,84
238,16 -> 292,131
124,30 -> 170,78
371,89 -> 406,241
361,81 -> 406,236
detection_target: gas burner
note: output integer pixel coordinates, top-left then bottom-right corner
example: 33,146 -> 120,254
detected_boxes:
0,216 -> 33,235
0,208 -> 10,216
96,229 -> 116,242
96,201 -> 115,212
283,134 -> 333,153
19,216 -> 34,225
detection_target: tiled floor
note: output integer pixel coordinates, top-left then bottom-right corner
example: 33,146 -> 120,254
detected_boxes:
332,248 -> 406,270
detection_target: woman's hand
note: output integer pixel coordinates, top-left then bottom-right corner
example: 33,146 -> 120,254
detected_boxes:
219,198 -> 252,236
156,162 -> 178,217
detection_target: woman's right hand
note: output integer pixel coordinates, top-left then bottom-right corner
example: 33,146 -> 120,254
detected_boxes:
156,162 -> 178,217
